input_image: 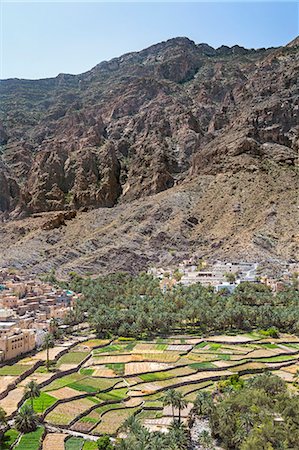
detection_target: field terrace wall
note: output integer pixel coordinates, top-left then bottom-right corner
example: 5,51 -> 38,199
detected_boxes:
1,339 -> 88,418
7,339 -> 112,419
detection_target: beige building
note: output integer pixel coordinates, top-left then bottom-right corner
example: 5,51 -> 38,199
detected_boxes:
0,327 -> 36,362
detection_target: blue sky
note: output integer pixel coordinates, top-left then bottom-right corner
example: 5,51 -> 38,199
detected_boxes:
1,1 -> 298,79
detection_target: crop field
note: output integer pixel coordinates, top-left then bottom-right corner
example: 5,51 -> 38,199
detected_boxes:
1,429 -> 20,450
25,391 -> 57,413
0,364 -> 33,376
92,406 -> 141,435
43,433 -> 68,450
45,397 -> 100,425
14,426 -> 44,450
56,351 -> 89,367
1,331 -> 299,447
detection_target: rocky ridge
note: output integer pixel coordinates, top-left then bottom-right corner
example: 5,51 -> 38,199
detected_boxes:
0,37 -> 298,274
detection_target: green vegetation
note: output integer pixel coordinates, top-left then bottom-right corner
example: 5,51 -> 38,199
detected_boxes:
96,435 -> 113,450
80,368 -> 95,375
188,362 -> 216,369
259,327 -> 280,338
97,388 -> 128,402
24,381 -> 41,410
259,343 -> 279,349
163,389 -> 187,423
82,442 -> 98,450
0,365 -> 29,376
66,377 -> 119,393
42,333 -> 54,370
15,405 -> 39,434
65,436 -> 84,450
105,363 -> 125,376
43,373 -> 88,391
62,273 -> 299,338
195,341 -> 208,348
95,342 -> 135,354
68,382 -> 97,393
195,373 -> 299,449
25,392 -> 57,413
57,351 -> 88,366
115,417 -> 189,449
1,429 -> 19,450
254,354 -> 299,362
139,371 -> 173,382
14,426 -> 44,450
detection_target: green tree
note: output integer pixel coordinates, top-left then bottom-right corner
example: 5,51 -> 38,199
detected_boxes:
174,392 -> 188,424
42,333 -> 54,370
14,405 -> 39,433
24,380 -> 40,410
193,391 -> 214,417
173,270 -> 182,282
49,318 -> 62,338
97,435 -> 114,450
168,421 -> 189,449
224,272 -> 236,284
198,430 -> 215,450
0,407 -> 7,442
163,389 -> 179,421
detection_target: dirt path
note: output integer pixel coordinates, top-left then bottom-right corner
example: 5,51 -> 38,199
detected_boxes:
45,424 -> 99,441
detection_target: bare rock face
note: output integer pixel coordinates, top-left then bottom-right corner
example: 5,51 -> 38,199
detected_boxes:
0,122 -> 8,145
41,210 -> 76,230
0,36 -> 298,272
1,37 -> 275,215
0,171 -> 10,212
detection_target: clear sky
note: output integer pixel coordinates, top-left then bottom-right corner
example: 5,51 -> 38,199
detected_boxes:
1,1 -> 298,79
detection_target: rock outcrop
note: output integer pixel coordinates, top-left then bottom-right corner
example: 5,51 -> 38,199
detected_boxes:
0,37 -> 277,215
0,36 -> 298,273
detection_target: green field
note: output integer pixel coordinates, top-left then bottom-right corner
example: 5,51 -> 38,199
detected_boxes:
56,351 -> 89,366
82,441 -> 98,450
14,426 -> 44,450
0,364 -> 30,376
1,429 -> 20,449
65,437 -> 84,450
25,391 -> 57,413
1,331 -> 299,445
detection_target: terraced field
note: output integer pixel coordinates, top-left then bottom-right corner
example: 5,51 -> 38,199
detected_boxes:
1,333 -> 298,448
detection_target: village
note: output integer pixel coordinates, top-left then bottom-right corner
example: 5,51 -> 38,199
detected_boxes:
149,258 -> 298,294
0,270 -> 80,363
0,258 -> 297,364
0,261 -> 298,450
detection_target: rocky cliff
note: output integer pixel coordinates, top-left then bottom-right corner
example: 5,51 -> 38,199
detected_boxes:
0,37 -> 298,274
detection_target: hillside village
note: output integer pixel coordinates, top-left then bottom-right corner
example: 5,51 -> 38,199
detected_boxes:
0,261 -> 298,449
149,259 -> 298,294
0,259 -> 297,364
0,270 -> 79,362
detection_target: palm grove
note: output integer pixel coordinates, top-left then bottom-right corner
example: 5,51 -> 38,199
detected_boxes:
62,272 -> 299,338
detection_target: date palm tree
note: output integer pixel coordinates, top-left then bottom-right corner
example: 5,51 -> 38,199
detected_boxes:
24,380 -> 40,410
163,390 -> 188,424
168,421 -> 190,449
0,407 -> 6,427
42,333 -> 54,370
193,391 -> 214,417
163,389 -> 178,421
174,392 -> 188,424
0,407 -> 7,442
14,404 -> 38,433
197,430 -> 215,450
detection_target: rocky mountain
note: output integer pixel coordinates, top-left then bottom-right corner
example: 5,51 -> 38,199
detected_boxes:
0,36 -> 298,274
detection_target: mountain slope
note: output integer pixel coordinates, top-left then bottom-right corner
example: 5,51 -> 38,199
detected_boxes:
0,37 -> 298,274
